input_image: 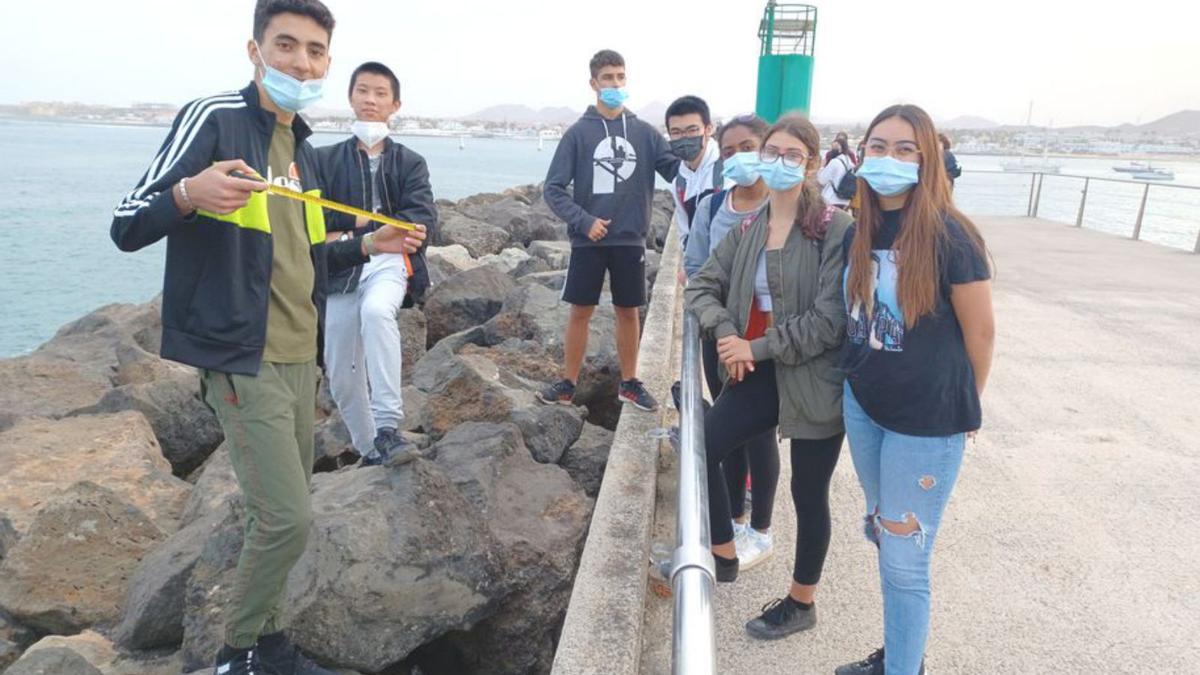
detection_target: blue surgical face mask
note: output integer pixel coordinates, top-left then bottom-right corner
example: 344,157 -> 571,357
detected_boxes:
722,151 -> 762,187
759,158 -> 806,191
858,156 -> 920,196
255,42 -> 325,113
599,87 -> 628,109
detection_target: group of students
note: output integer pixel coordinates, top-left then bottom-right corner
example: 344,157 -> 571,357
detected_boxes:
536,48 -> 995,675
106,0 -> 993,673
682,104 -> 994,675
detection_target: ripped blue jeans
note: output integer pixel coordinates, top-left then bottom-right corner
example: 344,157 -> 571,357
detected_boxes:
843,382 -> 965,675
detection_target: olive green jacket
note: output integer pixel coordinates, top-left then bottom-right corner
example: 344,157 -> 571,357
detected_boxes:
684,206 -> 852,439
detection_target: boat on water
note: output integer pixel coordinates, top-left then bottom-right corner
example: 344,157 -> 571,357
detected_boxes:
1113,161 -> 1149,173
1132,169 -> 1175,181
1001,158 -> 1063,174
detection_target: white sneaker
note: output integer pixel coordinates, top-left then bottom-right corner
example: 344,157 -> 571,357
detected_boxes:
732,520 -> 750,543
735,528 -> 774,571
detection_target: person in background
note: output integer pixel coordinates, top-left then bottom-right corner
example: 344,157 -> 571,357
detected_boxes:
939,132 -> 962,188
683,113 -> 778,572
539,49 -> 678,413
318,60 -> 436,468
818,136 -> 855,210
824,130 -> 858,165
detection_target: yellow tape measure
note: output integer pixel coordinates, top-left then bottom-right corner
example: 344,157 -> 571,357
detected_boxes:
233,172 -> 419,232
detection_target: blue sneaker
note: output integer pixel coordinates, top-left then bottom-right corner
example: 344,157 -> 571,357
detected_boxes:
538,378 -> 576,406
619,378 -> 658,412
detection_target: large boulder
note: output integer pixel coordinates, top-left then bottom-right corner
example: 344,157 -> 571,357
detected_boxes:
0,482 -> 167,634
72,364 -> 222,476
181,462 -> 507,673
0,356 -> 111,421
398,308 -> 427,384
279,463 -> 509,672
526,240 -> 572,270
5,631 -> 115,675
0,609 -> 35,672
420,423 -> 592,675
560,423 -> 616,498
477,249 -> 533,276
0,412 -> 189,541
33,300 -> 162,379
179,502 -> 246,672
422,265 -> 516,347
482,283 -> 623,429
2,647 -> 103,675
436,210 -> 511,257
424,244 -> 482,284
114,503 -> 238,651
457,196 -> 566,246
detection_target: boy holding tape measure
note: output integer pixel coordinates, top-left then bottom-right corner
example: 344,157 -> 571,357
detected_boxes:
109,2 -> 424,673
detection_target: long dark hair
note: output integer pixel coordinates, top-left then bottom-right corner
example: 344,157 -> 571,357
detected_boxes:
847,104 -> 987,327
765,113 -> 827,240
717,113 -> 769,146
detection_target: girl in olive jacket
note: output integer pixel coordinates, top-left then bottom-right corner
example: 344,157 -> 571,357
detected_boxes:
685,114 -> 852,641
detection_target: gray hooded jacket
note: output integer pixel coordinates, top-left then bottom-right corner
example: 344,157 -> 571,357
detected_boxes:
544,106 -> 678,247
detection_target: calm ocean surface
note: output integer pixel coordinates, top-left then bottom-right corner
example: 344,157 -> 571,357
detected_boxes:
1,118 -> 1197,357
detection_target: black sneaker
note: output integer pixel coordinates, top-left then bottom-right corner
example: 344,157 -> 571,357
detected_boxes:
670,379 -> 711,414
538,379 -> 576,405
619,378 -> 658,412
257,632 -> 336,675
361,427 -> 416,468
835,648 -> 925,675
745,597 -> 817,640
714,553 -> 739,583
213,645 -> 263,675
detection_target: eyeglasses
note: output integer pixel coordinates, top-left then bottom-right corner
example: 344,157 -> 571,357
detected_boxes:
668,124 -> 705,140
865,139 -> 921,161
759,146 -> 809,169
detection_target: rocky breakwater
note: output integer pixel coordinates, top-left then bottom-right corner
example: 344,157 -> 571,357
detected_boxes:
0,183 -> 674,674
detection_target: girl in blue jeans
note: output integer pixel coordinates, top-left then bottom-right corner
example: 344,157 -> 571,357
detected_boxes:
835,104 -> 995,675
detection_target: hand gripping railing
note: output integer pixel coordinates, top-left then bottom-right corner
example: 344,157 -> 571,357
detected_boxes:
671,311 -> 717,675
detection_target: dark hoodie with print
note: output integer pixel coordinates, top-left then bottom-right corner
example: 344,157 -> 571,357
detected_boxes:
544,106 -> 679,248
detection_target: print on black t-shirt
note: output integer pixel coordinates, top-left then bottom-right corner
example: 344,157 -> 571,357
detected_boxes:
840,209 -> 991,437
846,250 -> 905,352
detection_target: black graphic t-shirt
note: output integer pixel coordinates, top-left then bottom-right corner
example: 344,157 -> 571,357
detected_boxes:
841,209 -> 991,436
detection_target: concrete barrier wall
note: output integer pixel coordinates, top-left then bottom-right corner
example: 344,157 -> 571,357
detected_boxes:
551,231 -> 683,675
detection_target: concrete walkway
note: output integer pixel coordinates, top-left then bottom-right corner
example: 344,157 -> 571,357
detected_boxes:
639,217 -> 1200,674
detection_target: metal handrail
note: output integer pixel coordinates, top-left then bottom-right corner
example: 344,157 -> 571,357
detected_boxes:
963,168 -> 1200,190
671,311 -> 716,675
960,169 -> 1200,253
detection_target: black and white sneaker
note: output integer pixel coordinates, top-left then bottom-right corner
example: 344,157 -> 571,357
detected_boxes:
257,632 -> 336,675
213,645 -> 262,675
745,597 -> 816,640
835,648 -> 926,675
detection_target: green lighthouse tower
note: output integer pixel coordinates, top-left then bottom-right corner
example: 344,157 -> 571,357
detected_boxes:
755,2 -> 818,123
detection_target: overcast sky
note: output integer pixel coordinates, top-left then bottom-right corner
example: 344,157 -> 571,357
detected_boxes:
2,0 -> 1195,126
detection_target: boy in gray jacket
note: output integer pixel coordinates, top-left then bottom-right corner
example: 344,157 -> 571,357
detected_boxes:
539,49 -> 678,412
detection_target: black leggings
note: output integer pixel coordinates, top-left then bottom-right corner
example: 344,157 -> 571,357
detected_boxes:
702,339 -> 778,531
704,359 -> 845,585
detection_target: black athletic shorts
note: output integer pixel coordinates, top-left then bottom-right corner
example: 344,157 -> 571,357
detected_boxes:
561,245 -> 646,308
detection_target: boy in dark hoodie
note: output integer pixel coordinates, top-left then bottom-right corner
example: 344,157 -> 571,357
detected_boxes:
539,49 -> 679,412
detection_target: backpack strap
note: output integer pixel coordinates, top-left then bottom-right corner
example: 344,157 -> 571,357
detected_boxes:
709,189 -> 726,221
